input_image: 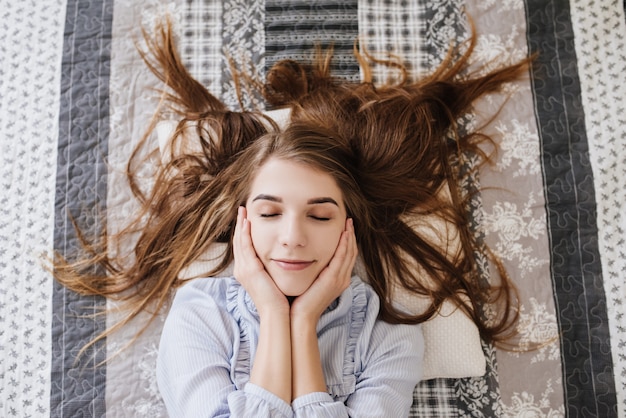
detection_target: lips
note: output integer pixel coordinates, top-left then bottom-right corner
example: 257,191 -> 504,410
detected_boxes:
272,259 -> 315,271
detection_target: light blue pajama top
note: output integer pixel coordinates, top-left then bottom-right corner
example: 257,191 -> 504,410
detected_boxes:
157,275 -> 424,417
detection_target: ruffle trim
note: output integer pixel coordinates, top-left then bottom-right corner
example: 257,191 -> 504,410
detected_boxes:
224,276 -> 371,399
327,276 -> 369,398
226,279 -> 259,389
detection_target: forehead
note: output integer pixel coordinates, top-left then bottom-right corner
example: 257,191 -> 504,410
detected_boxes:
248,158 -> 344,203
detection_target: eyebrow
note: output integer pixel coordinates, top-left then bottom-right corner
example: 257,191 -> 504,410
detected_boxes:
252,194 -> 339,207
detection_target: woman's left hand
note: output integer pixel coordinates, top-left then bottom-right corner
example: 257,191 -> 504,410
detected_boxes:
290,218 -> 358,323
233,206 -> 290,317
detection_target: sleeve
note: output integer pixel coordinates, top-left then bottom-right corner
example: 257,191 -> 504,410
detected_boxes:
292,392 -> 349,418
345,321 -> 424,418
290,322 -> 423,418
291,282 -> 424,418
156,281 -> 294,418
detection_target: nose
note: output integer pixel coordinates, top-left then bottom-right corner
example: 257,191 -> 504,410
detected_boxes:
279,216 -> 307,248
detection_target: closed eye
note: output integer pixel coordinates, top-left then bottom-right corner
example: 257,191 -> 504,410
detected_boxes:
310,215 -> 331,221
260,213 -> 280,218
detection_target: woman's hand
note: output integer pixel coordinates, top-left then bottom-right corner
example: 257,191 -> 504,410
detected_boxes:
235,207 -> 293,402
233,206 -> 289,317
290,218 -> 358,323
289,218 -> 358,399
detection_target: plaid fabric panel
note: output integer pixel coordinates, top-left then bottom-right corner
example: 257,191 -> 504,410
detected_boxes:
410,378 -> 458,417
181,0 -> 223,97
265,0 -> 360,82
357,0 -> 426,83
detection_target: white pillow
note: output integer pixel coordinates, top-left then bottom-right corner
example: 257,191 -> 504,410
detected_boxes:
156,110 -> 486,380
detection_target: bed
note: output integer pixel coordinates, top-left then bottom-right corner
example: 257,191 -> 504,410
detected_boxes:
1,0 -> 624,416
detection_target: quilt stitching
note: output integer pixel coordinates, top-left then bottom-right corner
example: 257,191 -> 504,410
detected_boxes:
525,0 -> 618,415
50,0 -> 114,416
568,0 -> 626,413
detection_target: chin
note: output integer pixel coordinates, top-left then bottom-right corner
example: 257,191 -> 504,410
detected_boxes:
270,272 -> 316,297
276,283 -> 312,297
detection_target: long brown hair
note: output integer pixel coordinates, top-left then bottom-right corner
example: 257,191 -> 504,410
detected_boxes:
54,17 -> 529,348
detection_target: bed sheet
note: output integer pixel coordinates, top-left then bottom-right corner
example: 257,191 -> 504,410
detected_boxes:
1,0 -> 625,416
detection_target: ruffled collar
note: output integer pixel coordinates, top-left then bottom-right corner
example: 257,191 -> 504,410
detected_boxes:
224,276 -> 371,399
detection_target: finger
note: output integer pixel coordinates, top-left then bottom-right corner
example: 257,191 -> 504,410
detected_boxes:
239,210 -> 256,256
336,219 -> 357,281
235,207 -> 245,243
328,229 -> 349,271
233,207 -> 244,275
241,210 -> 267,274
233,207 -> 245,257
346,218 -> 358,267
323,226 -> 354,285
234,207 -> 260,274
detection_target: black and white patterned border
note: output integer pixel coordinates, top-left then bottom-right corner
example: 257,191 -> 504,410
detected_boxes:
265,0 -> 360,82
525,0 -> 617,415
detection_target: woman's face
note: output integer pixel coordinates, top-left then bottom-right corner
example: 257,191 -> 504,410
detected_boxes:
245,157 -> 347,296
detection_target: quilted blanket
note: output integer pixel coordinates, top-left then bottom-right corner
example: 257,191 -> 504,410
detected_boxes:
1,0 -> 625,416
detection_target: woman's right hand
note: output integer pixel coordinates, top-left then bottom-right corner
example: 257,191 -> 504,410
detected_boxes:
233,206 -> 289,317
290,218 -> 357,323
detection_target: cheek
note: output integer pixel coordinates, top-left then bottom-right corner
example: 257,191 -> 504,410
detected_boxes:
248,221 -> 272,255
316,226 -> 344,263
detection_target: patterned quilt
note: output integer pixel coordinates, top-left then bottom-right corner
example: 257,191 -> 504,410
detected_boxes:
1,0 -> 625,416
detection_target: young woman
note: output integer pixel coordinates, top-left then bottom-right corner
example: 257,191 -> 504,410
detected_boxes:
54,18 -> 529,417
156,127 -> 424,416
